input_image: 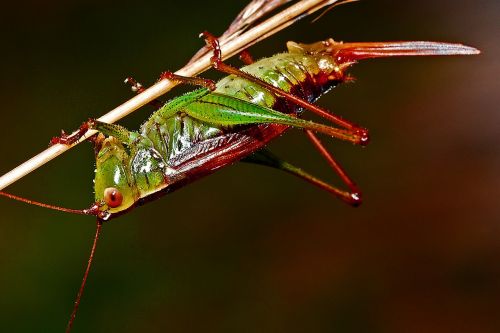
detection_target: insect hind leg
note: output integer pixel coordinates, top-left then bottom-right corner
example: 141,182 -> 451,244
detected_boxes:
200,31 -> 369,146
243,149 -> 361,206
305,130 -> 361,204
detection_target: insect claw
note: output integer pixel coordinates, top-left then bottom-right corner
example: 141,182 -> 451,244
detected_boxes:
211,58 -> 222,69
348,192 -> 363,207
344,75 -> 356,83
50,132 -> 70,146
159,71 -> 172,81
49,121 -> 92,146
124,77 -> 143,93
357,129 -> 370,146
200,31 -> 222,64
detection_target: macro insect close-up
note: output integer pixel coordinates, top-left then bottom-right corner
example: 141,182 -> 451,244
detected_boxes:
0,0 -> 498,332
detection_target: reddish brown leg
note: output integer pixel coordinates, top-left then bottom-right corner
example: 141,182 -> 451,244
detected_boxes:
243,149 -> 360,206
50,119 -> 95,146
305,130 -> 361,205
159,71 -> 217,91
239,49 -> 254,65
125,72 -> 217,111
65,219 -> 103,333
52,75 -> 166,146
199,31 -> 369,146
124,77 -> 164,109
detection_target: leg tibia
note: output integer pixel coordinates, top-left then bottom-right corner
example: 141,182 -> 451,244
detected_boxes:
243,149 -> 361,206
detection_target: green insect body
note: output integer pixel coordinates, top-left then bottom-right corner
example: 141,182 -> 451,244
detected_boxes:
94,42 -> 348,218
85,37 -> 479,219
0,30 -> 479,332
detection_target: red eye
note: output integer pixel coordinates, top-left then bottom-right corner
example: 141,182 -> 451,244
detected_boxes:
104,187 -> 123,208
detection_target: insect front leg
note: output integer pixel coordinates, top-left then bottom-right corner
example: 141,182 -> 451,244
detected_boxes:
50,119 -> 94,145
51,119 -> 137,146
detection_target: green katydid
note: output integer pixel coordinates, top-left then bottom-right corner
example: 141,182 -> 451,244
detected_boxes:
0,28 -> 479,333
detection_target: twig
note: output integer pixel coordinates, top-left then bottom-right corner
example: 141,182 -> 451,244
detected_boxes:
187,0 -> 293,65
0,0 -> 341,191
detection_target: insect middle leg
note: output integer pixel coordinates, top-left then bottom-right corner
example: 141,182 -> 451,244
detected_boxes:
124,70 -> 217,110
124,77 -> 165,110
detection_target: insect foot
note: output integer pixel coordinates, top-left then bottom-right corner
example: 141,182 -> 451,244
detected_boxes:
159,71 -> 217,91
357,128 -> 370,146
124,77 -> 144,93
50,119 -> 96,146
349,192 -> 362,207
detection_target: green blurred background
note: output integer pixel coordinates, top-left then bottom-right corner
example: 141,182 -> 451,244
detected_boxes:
0,1 -> 498,332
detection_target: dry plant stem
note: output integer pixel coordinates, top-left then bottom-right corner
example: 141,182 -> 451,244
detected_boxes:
0,0 -> 341,191
187,0 -> 293,65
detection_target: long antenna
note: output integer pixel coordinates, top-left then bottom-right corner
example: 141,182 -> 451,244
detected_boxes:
0,191 -> 97,216
65,220 -> 103,333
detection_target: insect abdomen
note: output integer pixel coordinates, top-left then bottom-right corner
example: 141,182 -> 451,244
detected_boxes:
215,52 -> 339,109
141,52 -> 340,167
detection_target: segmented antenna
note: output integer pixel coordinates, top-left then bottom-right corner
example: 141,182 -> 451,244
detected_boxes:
65,220 -> 103,333
0,191 -> 100,216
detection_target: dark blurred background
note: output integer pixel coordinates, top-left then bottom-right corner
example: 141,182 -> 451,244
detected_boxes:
0,1 -> 498,332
